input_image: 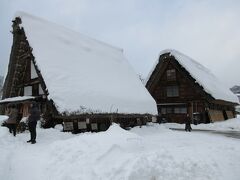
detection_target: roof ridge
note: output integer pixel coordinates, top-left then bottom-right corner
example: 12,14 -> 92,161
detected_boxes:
159,49 -> 215,77
15,11 -> 123,53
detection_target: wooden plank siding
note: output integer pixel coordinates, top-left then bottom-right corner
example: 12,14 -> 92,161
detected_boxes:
146,52 -> 236,124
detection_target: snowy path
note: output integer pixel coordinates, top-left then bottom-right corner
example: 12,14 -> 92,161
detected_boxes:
1,123 -> 240,180
170,128 -> 240,139
2,138 -> 47,180
0,127 -> 73,180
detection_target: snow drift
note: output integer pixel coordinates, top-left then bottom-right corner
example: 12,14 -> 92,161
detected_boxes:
1,120 -> 240,180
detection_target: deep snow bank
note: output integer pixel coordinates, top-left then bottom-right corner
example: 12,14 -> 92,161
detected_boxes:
46,124 -> 224,180
47,124 -> 144,179
1,123 -> 240,180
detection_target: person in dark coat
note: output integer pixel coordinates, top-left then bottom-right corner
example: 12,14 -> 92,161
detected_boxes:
27,102 -> 40,144
185,114 -> 192,132
6,104 -> 18,136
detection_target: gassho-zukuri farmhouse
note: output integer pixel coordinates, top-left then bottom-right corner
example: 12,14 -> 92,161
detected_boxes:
0,12 -> 158,132
145,49 -> 239,124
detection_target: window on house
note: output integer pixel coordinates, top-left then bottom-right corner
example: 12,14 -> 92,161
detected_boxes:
174,107 -> 187,114
166,107 -> 173,114
161,107 -> 167,114
166,86 -> 179,97
180,107 -> 187,114
160,106 -> 187,114
174,107 -> 181,114
166,69 -> 176,80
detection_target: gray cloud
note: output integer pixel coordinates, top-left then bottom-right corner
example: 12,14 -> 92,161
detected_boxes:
0,0 -> 239,87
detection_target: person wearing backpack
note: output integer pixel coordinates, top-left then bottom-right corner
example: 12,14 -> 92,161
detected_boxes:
6,104 -> 18,136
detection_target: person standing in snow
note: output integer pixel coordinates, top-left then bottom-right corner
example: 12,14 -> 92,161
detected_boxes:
185,114 -> 192,132
6,104 -> 18,136
27,102 -> 40,144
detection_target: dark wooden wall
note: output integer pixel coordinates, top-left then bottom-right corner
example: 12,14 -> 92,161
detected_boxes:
146,54 -> 236,124
149,58 -> 207,123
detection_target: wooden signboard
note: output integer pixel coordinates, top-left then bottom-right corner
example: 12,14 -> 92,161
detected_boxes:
208,109 -> 225,122
64,122 -> 74,131
226,111 -> 234,119
152,116 -> 157,123
91,123 -> 98,131
78,121 -> 87,130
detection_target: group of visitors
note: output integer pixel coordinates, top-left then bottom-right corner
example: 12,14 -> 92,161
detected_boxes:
5,102 -> 40,144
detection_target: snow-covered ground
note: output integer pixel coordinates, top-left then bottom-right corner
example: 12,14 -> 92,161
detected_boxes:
164,116 -> 240,131
0,115 -> 8,124
0,115 -> 240,180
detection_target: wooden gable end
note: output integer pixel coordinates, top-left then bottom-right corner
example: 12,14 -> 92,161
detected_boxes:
146,52 -> 237,123
146,53 -> 213,104
146,53 -> 211,123
2,17 -> 48,100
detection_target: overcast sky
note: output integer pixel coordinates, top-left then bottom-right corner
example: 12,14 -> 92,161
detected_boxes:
0,0 -> 239,87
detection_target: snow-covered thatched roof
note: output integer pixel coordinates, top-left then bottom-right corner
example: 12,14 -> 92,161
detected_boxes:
15,12 -> 157,115
146,49 -> 238,104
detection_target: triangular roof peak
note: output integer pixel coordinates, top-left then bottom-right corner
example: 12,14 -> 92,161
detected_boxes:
15,11 -> 124,53
146,49 -> 238,104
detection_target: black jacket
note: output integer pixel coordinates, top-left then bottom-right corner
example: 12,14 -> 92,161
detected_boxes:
185,116 -> 191,126
28,107 -> 40,123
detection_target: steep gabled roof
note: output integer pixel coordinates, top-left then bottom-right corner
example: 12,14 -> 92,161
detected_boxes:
14,12 -> 157,115
146,49 -> 238,104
